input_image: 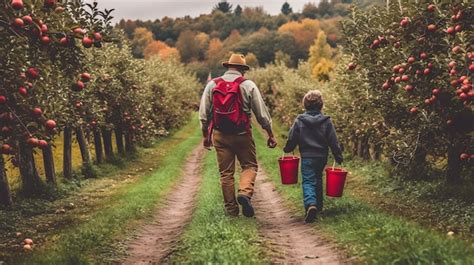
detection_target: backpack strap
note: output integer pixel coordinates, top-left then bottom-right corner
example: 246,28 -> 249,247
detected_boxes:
212,77 -> 224,85
234,76 -> 246,84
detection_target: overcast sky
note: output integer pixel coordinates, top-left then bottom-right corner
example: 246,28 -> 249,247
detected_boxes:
86,1 -> 319,22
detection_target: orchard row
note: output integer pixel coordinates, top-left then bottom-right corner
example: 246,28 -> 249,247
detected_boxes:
0,0 -> 199,207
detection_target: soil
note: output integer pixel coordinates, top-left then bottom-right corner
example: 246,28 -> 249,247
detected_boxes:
253,169 -> 353,265
122,146 -> 205,264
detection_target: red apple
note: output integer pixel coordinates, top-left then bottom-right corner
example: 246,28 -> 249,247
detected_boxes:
347,62 -> 356,70
41,36 -> 51,45
40,24 -> 48,33
394,42 -> 401,48
43,0 -> 56,8
460,153 -> 469,161
450,69 -> 457,76
404,85 -> 414,92
449,61 -> 456,68
427,63 -> 433,69
401,75 -> 409,82
423,68 -> 431,75
11,0 -> 24,10
427,4 -> 435,12
427,24 -> 437,32
60,37 -> 68,46
393,65 -> 400,73
469,63 -> 474,72
410,107 -> 418,114
27,137 -> 39,147
72,80 -> 85,92
400,18 -> 409,27
452,46 -> 461,54
13,18 -> 24,27
446,27 -> 455,35
1,144 -> 12,154
432,88 -> 440,95
419,52 -> 428,59
73,28 -> 84,35
93,32 -> 102,41
38,140 -> 48,149
455,25 -> 462,32
26,68 -> 39,79
459,93 -> 468,101
451,79 -> 459,87
80,73 -> 91,82
424,98 -> 432,105
44,120 -> 56,130
82,37 -> 93,48
382,82 -> 391,90
18,87 -> 28,96
407,57 -> 416,64
395,77 -> 401,83
22,15 -> 33,24
0,96 -> 6,104
32,107 -> 42,117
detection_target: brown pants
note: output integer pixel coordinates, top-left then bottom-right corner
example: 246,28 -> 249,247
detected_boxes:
213,130 -> 258,215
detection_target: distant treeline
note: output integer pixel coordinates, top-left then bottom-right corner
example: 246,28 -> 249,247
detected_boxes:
116,0 -> 383,80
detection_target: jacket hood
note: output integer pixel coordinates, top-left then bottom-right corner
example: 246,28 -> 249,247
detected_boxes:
297,111 -> 330,128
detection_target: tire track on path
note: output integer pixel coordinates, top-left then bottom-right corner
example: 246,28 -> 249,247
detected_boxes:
122,145 -> 205,264
253,168 -> 352,265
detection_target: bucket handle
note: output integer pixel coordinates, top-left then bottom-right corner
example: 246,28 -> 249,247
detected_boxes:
281,151 -> 295,159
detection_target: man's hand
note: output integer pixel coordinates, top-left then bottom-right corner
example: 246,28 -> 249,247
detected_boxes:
267,136 -> 277,149
203,137 -> 212,150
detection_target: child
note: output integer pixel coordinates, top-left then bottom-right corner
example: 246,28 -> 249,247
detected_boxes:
283,90 -> 343,223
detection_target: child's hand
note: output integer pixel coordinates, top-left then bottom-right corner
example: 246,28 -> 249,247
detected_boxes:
267,136 -> 277,148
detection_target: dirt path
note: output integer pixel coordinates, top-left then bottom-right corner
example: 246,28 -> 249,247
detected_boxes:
253,169 -> 351,265
123,146 -> 205,264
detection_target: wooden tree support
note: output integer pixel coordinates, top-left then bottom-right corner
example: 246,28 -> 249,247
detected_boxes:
93,128 -> 103,164
115,127 -> 125,155
42,145 -> 56,185
63,125 -> 73,179
18,140 -> 43,194
0,155 -> 12,207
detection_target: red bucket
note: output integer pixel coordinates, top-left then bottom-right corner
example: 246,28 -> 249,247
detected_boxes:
325,167 -> 348,197
278,156 -> 300,185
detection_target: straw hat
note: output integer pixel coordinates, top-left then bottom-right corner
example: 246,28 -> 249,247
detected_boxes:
222,53 -> 250,70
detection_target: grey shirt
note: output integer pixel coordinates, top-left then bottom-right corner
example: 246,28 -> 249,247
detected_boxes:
199,70 -> 272,131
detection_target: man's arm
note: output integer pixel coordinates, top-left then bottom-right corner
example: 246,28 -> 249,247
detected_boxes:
283,119 -> 300,153
248,81 -> 277,148
199,81 -> 214,148
327,119 -> 343,164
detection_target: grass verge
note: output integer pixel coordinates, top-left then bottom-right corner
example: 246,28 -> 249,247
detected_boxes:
254,125 -> 474,265
4,116 -> 201,264
168,150 -> 267,264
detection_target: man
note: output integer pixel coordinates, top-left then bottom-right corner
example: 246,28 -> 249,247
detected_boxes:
199,54 -> 277,217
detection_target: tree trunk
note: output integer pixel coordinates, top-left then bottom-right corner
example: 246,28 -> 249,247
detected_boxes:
125,132 -> 135,153
102,127 -> 113,161
361,136 -> 370,160
0,155 -> 12,207
42,145 -> 56,185
373,143 -> 383,161
63,125 -> 73,179
76,127 -> 91,164
446,134 -> 462,184
115,127 -> 125,155
93,128 -> 103,164
18,140 -> 42,194
407,145 -> 429,180
351,137 -> 358,157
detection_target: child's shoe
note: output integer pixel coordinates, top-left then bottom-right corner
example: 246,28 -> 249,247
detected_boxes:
305,205 -> 317,223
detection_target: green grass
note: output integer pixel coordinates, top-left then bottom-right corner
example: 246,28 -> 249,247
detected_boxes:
254,126 -> 474,265
168,150 -> 267,264
11,117 -> 202,265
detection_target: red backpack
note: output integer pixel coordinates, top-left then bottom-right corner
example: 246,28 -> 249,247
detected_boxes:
208,76 -> 250,135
